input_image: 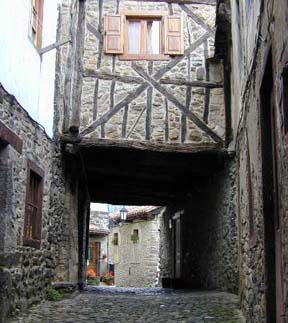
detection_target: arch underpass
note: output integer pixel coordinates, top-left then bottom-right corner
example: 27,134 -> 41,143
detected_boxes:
61,142 -> 238,294
79,141 -> 229,205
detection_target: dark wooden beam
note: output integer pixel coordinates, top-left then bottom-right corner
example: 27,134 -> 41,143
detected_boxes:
39,38 -> 71,55
83,70 -> 144,84
179,4 -> 215,35
160,78 -> 223,88
86,23 -> 103,41
0,121 -> 23,154
127,0 -> 216,5
165,98 -> 169,142
122,105 -> 129,138
146,86 -> 153,140
78,138 -> 224,154
93,79 -> 99,120
203,39 -> 210,123
126,106 -> 147,138
69,0 -> 85,133
154,32 -> 210,80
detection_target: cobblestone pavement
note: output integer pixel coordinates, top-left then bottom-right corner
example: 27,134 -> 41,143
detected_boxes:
10,287 -> 242,323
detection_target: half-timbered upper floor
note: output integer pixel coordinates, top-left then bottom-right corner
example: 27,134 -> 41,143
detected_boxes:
57,0 -> 226,146
55,0 -> 230,204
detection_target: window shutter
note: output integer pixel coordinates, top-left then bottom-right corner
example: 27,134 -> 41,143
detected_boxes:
104,15 -> 124,54
164,16 -> 184,55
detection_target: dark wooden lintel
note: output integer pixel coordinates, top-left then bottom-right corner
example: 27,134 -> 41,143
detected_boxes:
0,121 -> 23,154
77,138 -> 225,155
126,0 -> 216,5
160,78 -> 223,88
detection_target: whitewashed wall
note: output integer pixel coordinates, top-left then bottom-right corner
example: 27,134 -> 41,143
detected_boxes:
0,0 -> 60,137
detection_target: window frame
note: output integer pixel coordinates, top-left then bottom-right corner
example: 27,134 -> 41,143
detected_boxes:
113,232 -> 119,246
23,160 -> 44,249
131,228 -> 140,243
120,11 -> 169,61
29,0 -> 44,51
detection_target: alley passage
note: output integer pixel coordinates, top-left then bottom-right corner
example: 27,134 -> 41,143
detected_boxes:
11,287 -> 242,323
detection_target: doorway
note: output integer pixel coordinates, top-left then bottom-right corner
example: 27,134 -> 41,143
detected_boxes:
260,50 -> 284,323
172,211 -> 182,288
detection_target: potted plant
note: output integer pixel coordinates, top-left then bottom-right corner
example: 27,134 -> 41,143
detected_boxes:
102,272 -> 114,285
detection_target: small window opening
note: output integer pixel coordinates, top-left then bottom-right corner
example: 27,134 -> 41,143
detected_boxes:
131,229 -> 139,243
23,161 -> 44,249
112,233 -> 119,246
127,18 -> 161,56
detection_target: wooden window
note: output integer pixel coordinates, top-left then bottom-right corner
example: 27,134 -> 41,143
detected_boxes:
131,229 -> 139,243
23,160 -> 44,249
104,12 -> 184,60
282,66 -> 288,134
29,0 -> 44,50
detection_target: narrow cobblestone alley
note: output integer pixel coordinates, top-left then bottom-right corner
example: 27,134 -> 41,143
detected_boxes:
10,287 -> 242,323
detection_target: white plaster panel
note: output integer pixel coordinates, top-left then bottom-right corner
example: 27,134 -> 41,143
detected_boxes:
0,0 -> 60,137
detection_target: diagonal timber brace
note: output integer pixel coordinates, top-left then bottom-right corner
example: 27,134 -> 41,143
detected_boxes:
179,4 -> 215,36
132,64 -> 223,144
80,32 -> 211,137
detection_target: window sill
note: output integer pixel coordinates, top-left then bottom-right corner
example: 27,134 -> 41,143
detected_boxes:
119,54 -> 170,61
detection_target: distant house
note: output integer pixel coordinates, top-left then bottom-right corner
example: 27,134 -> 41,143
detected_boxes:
87,204 -> 110,278
109,206 -> 165,288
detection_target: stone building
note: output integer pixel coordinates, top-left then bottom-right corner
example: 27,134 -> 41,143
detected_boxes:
109,206 -> 164,287
214,0 -> 288,322
87,203 -> 110,278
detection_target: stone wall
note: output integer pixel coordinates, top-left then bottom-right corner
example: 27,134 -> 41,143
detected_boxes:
56,0 -> 225,146
160,160 -> 238,293
0,84 -> 62,320
224,0 -> 288,321
0,84 -> 90,322
183,159 -> 238,293
109,211 -> 163,287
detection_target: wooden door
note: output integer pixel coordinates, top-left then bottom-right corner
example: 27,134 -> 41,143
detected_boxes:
93,242 -> 101,276
260,51 -> 284,323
